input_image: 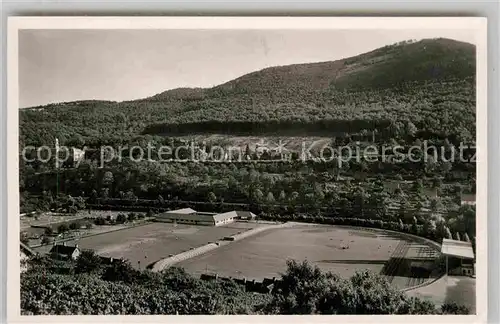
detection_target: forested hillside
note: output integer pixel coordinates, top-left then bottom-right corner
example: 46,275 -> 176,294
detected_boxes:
20,38 -> 476,147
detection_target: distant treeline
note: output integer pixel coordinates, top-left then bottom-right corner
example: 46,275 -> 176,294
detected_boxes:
141,119 -> 468,142
143,119 -> 393,137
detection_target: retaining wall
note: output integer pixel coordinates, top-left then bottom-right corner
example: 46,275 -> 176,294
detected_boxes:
152,243 -> 220,271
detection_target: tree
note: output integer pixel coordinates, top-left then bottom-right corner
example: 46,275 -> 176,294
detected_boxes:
411,216 -> 419,234
278,190 -> 286,202
253,189 -> 264,203
429,197 -> 443,213
74,196 -> 86,210
245,144 -> 251,158
314,185 -> 325,202
69,222 -> 80,231
412,179 -> 424,196
266,260 -> 440,315
442,162 -> 453,174
428,220 -> 437,237
128,212 -> 137,222
444,226 -> 452,239
116,214 -> 127,224
94,217 -> 106,226
267,260 -> 330,314
207,192 -> 217,204
101,259 -> 139,284
405,121 -> 418,137
398,200 -> 413,224
456,205 -> 476,240
89,189 -> 98,204
75,250 -> 102,274
125,190 -> 138,204
100,188 -> 110,199
431,176 -> 443,189
266,192 -> 275,204
102,171 -> 114,186
57,224 -> 69,234
441,303 -> 470,315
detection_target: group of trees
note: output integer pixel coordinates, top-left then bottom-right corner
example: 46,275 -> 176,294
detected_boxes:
20,191 -> 86,215
21,254 -> 469,315
265,260 -> 469,315
93,212 -> 146,226
19,156 -> 476,243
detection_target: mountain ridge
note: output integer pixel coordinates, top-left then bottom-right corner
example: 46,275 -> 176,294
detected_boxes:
24,37 -> 475,109
139,37 -> 474,103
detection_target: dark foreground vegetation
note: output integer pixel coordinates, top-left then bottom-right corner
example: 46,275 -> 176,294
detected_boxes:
21,254 -> 469,315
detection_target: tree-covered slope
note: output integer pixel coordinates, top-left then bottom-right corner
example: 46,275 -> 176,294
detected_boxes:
19,38 -> 476,147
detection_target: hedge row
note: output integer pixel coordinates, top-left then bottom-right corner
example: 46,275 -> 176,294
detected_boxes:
258,213 -> 444,244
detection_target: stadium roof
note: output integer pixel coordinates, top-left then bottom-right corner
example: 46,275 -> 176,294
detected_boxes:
441,238 -> 474,259
165,208 -> 196,214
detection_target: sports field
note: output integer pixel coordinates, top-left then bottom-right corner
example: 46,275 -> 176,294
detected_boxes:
177,224 -> 440,290
37,221 -> 264,269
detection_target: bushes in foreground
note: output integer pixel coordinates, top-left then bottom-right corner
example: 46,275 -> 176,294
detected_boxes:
21,256 -> 469,315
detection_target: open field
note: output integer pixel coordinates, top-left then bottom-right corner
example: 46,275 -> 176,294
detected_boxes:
36,221 -> 266,269
177,224 -> 440,290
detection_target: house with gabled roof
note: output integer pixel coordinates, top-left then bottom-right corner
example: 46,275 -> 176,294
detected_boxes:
49,243 -> 81,261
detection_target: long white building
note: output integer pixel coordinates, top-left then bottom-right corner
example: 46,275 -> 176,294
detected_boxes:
155,208 -> 251,226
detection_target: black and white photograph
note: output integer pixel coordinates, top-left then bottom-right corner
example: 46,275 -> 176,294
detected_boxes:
7,17 -> 487,320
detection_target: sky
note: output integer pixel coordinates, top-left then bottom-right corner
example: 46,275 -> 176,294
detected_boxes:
19,29 -> 477,108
